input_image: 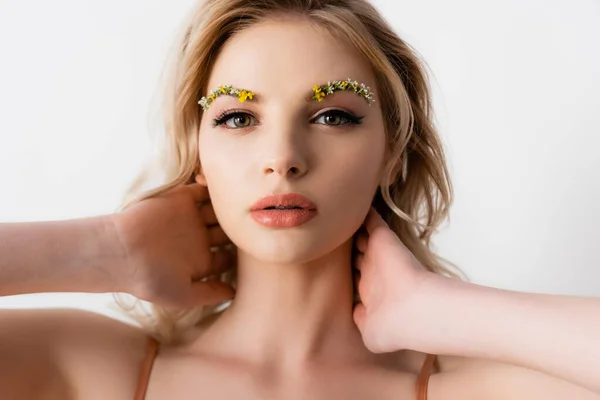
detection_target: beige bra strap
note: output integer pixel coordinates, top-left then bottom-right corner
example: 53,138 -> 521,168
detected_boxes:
134,336 -> 159,400
416,354 -> 438,400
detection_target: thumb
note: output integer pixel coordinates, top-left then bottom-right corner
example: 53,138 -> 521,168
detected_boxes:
186,280 -> 235,307
364,207 -> 387,234
353,302 -> 367,333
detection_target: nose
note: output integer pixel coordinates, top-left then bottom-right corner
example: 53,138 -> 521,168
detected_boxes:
262,153 -> 308,179
258,107 -> 311,179
260,128 -> 309,179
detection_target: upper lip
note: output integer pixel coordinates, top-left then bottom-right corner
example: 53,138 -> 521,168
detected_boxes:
251,193 -> 317,211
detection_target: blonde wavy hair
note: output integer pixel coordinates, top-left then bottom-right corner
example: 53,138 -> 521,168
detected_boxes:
111,0 -> 469,344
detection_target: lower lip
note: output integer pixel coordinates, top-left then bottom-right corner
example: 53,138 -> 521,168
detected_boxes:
251,209 -> 317,228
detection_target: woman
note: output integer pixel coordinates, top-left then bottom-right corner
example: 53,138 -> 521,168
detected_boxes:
1,0 -> 599,399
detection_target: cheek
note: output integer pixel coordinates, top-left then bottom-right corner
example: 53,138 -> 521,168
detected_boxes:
198,135 -> 251,230
317,141 -> 384,231
198,133 -> 242,185
324,138 -> 384,196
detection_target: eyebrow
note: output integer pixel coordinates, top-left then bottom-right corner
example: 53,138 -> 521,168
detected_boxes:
198,78 -> 375,111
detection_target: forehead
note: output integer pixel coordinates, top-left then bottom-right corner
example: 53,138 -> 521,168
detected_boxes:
205,18 -> 377,105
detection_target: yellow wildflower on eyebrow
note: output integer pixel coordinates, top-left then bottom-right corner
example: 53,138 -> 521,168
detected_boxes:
310,78 -> 375,105
238,90 -> 254,102
198,85 -> 256,110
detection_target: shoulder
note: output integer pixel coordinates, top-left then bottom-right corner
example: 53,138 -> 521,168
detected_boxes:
0,307 -> 151,400
427,355 -> 600,400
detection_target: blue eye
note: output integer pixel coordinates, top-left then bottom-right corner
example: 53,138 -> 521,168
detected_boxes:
212,109 -> 364,129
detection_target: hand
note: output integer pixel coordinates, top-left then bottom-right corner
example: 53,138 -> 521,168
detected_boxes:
352,207 -> 439,353
107,175 -> 236,311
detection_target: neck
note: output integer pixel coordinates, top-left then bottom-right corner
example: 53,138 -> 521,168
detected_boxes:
190,237 -> 380,371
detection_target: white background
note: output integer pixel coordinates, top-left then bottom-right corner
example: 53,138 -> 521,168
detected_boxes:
0,0 -> 598,315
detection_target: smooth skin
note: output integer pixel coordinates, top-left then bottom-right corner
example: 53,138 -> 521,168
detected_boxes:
108,182 -> 236,311
354,207 -> 600,397
1,182 -> 599,399
0,181 -> 236,308
1,16 -> 599,400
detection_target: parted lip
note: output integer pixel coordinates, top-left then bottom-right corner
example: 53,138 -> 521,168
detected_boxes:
250,193 -> 317,211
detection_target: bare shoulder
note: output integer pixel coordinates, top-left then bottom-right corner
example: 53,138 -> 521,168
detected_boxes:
0,307 -> 151,400
428,354 -> 600,400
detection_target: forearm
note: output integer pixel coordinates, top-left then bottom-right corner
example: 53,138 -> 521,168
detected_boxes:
0,216 -> 125,296
420,275 -> 600,393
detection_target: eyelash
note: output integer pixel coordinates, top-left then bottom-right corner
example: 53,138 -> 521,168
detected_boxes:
211,109 -> 364,130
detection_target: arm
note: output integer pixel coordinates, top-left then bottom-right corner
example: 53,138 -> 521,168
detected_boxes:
0,216 -> 124,296
0,218 -> 153,398
419,274 -> 600,395
441,356 -> 600,400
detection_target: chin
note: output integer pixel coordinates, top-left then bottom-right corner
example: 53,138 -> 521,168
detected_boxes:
255,237 -> 328,264
237,228 -> 350,265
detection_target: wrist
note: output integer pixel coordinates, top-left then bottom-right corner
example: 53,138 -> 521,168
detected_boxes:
58,214 -> 130,294
401,272 -> 479,355
417,273 -> 515,358
93,214 -> 130,293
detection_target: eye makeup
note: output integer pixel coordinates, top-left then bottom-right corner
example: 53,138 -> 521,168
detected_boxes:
211,108 -> 365,130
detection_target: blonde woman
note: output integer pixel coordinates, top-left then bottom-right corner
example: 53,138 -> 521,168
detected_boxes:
1,0 -> 599,399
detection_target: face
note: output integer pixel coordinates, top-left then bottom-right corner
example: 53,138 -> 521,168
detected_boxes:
197,18 -> 387,264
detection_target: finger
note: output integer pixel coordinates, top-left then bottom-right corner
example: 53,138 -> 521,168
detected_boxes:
353,253 -> 364,271
191,248 -> 236,280
207,225 -> 232,247
364,206 -> 386,234
199,203 -> 218,226
188,280 -> 235,306
186,182 -> 210,204
353,302 -> 366,333
354,231 -> 368,253
208,248 -> 236,276
353,270 -> 361,289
